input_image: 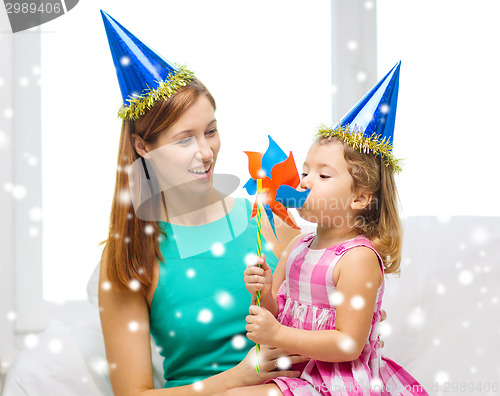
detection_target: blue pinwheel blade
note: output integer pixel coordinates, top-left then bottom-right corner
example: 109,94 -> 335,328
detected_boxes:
262,203 -> 277,239
261,136 -> 288,178
276,185 -> 310,209
242,178 -> 257,195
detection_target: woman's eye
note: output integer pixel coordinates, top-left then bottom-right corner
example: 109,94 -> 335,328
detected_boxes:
176,136 -> 194,145
205,128 -> 218,136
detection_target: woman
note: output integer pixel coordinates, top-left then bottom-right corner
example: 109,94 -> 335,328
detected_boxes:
99,11 -> 305,395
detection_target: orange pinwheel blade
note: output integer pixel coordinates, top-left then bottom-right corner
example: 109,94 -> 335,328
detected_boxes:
270,152 -> 300,189
244,151 -> 264,180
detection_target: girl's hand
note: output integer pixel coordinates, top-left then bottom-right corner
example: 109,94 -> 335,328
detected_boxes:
245,305 -> 281,345
233,345 -> 307,387
244,254 -> 273,299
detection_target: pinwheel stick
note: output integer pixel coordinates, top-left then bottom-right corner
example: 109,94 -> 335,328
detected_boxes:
255,178 -> 263,372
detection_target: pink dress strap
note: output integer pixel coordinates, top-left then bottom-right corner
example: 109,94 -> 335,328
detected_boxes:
329,235 -> 385,276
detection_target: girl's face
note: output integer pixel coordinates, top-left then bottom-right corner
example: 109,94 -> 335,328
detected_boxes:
145,95 -> 220,196
297,140 -> 359,226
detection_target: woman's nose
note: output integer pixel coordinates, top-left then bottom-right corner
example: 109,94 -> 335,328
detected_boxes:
195,138 -> 213,162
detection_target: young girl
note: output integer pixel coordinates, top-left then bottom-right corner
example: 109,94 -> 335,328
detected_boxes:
223,63 -> 428,395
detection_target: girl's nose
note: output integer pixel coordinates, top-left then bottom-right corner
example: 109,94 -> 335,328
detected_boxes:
299,176 -> 311,191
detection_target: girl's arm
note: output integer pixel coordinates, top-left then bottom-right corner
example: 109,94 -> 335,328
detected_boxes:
246,246 -> 383,362
245,232 -> 304,317
99,248 -> 303,396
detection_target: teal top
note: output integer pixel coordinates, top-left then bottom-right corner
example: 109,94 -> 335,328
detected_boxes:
150,198 -> 279,388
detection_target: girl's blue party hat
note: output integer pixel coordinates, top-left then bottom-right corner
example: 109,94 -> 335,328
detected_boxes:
101,10 -> 194,120
317,61 -> 402,173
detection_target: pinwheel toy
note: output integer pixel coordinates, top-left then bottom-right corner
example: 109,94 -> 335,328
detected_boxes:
243,136 -> 310,371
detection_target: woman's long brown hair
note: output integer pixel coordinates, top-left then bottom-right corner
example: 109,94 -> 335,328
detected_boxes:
102,79 -> 216,291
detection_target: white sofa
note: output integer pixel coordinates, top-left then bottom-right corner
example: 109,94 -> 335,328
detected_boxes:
3,216 -> 499,395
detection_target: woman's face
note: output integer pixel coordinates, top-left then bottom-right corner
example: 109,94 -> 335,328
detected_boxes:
146,95 -> 220,196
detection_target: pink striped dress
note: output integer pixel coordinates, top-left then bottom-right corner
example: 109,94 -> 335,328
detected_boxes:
270,233 -> 428,396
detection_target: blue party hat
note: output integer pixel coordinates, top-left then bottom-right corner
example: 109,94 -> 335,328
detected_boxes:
101,11 -> 194,120
318,61 -> 402,172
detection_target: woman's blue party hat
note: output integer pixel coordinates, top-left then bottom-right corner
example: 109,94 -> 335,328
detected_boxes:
101,11 -> 194,120
317,61 -> 402,172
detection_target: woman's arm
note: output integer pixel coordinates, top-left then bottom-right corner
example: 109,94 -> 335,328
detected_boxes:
99,247 -> 303,396
246,247 -> 383,363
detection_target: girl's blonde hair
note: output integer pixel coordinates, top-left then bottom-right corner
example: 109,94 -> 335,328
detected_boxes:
328,138 -> 402,275
102,79 -> 216,291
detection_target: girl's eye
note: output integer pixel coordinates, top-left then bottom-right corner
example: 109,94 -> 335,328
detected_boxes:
320,174 -> 331,179
205,128 -> 218,136
301,173 -> 308,178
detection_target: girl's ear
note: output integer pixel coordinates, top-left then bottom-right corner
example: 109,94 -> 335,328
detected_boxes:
132,134 -> 150,158
351,189 -> 372,211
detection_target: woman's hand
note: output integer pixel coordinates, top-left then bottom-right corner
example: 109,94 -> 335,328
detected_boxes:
380,309 -> 387,348
245,305 -> 281,345
244,255 -> 273,299
232,345 -> 307,387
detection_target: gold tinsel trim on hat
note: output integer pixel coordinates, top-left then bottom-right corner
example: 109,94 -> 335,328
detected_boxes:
316,124 -> 403,174
118,66 -> 195,121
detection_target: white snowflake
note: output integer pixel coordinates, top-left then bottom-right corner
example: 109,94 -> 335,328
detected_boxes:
6,311 -> 17,321
48,339 -> 63,354
29,207 -> 43,222
120,56 -> 131,66
24,334 -> 39,349
12,185 -> 27,200
197,309 -> 213,323
118,189 -> 131,205
211,242 -> 225,256
4,108 -> 14,119
276,356 -> 291,370
29,227 -> 38,237
328,291 -> 344,306
101,281 -> 112,291
458,270 -> 474,285
129,279 -> 141,291
192,381 -> 203,391
0,130 -> 8,149
244,253 -> 259,267
434,371 -> 449,385
128,321 -> 139,332
339,335 -> 356,353
231,335 -> 246,350
216,291 -> 234,308
351,295 -> 365,310
471,227 -> 489,244
407,307 -> 425,328
90,359 -> 109,375
19,77 -> 29,87
436,283 -> 446,294
186,269 -> 196,278
347,40 -> 358,51
144,224 -> 154,235
380,321 -> 392,337
357,71 -> 367,82
364,1 -> 375,10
